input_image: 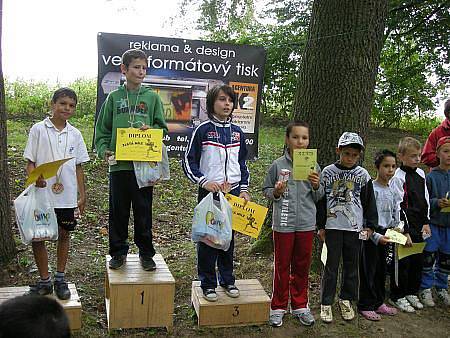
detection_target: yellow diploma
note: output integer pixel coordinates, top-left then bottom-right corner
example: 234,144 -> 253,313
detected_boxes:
293,149 -> 317,181
224,194 -> 268,238
385,229 -> 407,245
26,158 -> 73,187
115,128 -> 163,162
397,242 -> 426,260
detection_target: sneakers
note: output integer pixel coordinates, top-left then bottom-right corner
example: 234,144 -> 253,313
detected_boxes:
419,288 -> 435,307
54,280 -> 71,300
294,309 -> 315,326
28,281 -> 53,296
405,295 -> 424,309
202,288 -> 218,302
109,255 -> 126,269
222,284 -> 240,298
338,299 -> 355,321
320,305 -> 333,323
436,289 -> 450,306
139,255 -> 156,271
389,297 -> 415,313
269,311 -> 284,327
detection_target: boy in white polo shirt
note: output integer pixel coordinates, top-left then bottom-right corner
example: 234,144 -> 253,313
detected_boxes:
23,87 -> 90,300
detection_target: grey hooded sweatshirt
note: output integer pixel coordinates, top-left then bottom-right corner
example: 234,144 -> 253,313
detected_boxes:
263,151 -> 324,233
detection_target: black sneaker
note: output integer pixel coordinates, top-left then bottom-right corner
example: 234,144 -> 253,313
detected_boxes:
28,281 -> 53,296
54,280 -> 71,300
139,255 -> 156,271
109,255 -> 126,269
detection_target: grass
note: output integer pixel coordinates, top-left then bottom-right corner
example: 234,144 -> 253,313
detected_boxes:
4,117 -> 449,337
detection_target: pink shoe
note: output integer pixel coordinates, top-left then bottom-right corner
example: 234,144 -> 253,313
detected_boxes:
360,310 -> 381,321
376,303 -> 397,316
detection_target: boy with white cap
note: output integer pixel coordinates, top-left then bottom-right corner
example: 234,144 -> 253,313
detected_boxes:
317,132 -> 378,323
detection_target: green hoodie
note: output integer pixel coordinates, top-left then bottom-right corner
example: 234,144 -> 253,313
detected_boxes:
95,85 -> 168,172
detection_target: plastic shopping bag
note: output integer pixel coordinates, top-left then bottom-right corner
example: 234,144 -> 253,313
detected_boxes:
13,185 -> 59,245
133,144 -> 170,188
191,192 -> 232,251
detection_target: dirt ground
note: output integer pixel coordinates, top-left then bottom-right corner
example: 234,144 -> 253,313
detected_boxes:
3,126 -> 450,337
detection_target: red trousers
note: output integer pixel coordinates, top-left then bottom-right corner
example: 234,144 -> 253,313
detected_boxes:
271,230 -> 314,311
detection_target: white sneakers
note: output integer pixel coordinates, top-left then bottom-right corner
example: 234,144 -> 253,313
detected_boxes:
405,295 -> 424,309
389,297 -> 415,313
320,300 -> 355,323
419,288 -> 435,307
436,289 -> 450,306
338,299 -> 355,320
320,305 -> 333,323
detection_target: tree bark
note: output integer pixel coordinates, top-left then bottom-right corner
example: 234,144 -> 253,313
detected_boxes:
251,0 -> 388,255
0,0 -> 17,265
294,0 -> 388,166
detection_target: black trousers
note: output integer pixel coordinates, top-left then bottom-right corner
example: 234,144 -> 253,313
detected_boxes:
197,187 -> 238,290
108,170 -> 155,257
390,252 -> 423,301
358,237 -> 387,311
321,229 -> 361,305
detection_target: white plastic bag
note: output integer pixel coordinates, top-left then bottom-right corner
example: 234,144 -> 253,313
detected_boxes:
133,144 -> 170,188
191,192 -> 233,251
14,185 -> 59,245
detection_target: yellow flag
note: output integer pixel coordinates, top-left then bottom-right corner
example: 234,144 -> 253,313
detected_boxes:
26,158 -> 73,187
224,194 -> 268,238
293,149 -> 317,181
115,128 -> 163,162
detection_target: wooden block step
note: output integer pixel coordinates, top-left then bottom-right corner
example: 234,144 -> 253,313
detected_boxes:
105,253 -> 175,331
0,283 -> 82,330
191,279 -> 270,327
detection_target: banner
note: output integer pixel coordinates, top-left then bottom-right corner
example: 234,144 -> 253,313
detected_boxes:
96,32 -> 266,159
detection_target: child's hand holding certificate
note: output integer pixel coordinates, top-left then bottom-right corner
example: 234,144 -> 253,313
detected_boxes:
293,149 -> 317,181
385,228 -> 407,245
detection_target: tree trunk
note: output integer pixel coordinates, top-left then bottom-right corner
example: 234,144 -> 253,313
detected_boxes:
294,0 -> 388,166
251,0 -> 388,255
0,0 -> 17,265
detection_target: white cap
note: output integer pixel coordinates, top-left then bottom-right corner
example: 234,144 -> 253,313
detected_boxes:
337,132 -> 364,149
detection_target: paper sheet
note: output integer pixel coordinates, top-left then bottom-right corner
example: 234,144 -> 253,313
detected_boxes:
26,158 -> 73,186
386,229 -> 407,245
398,242 -> 426,260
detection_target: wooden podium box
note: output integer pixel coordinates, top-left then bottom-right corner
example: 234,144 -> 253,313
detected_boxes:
105,254 -> 175,331
191,279 -> 270,327
0,284 -> 82,330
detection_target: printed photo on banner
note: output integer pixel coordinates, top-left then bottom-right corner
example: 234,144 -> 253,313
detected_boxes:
229,82 -> 258,133
96,32 -> 266,159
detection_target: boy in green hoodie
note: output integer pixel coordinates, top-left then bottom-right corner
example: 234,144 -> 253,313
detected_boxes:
95,49 -> 168,271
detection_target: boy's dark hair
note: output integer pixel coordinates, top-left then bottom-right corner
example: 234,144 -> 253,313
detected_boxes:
374,149 -> 396,169
444,99 -> 450,118
52,88 -> 77,105
121,49 -> 147,68
206,85 -> 236,120
0,295 -> 70,338
285,120 -> 309,137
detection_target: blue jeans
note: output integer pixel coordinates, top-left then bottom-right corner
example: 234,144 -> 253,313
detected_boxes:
420,224 -> 450,290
